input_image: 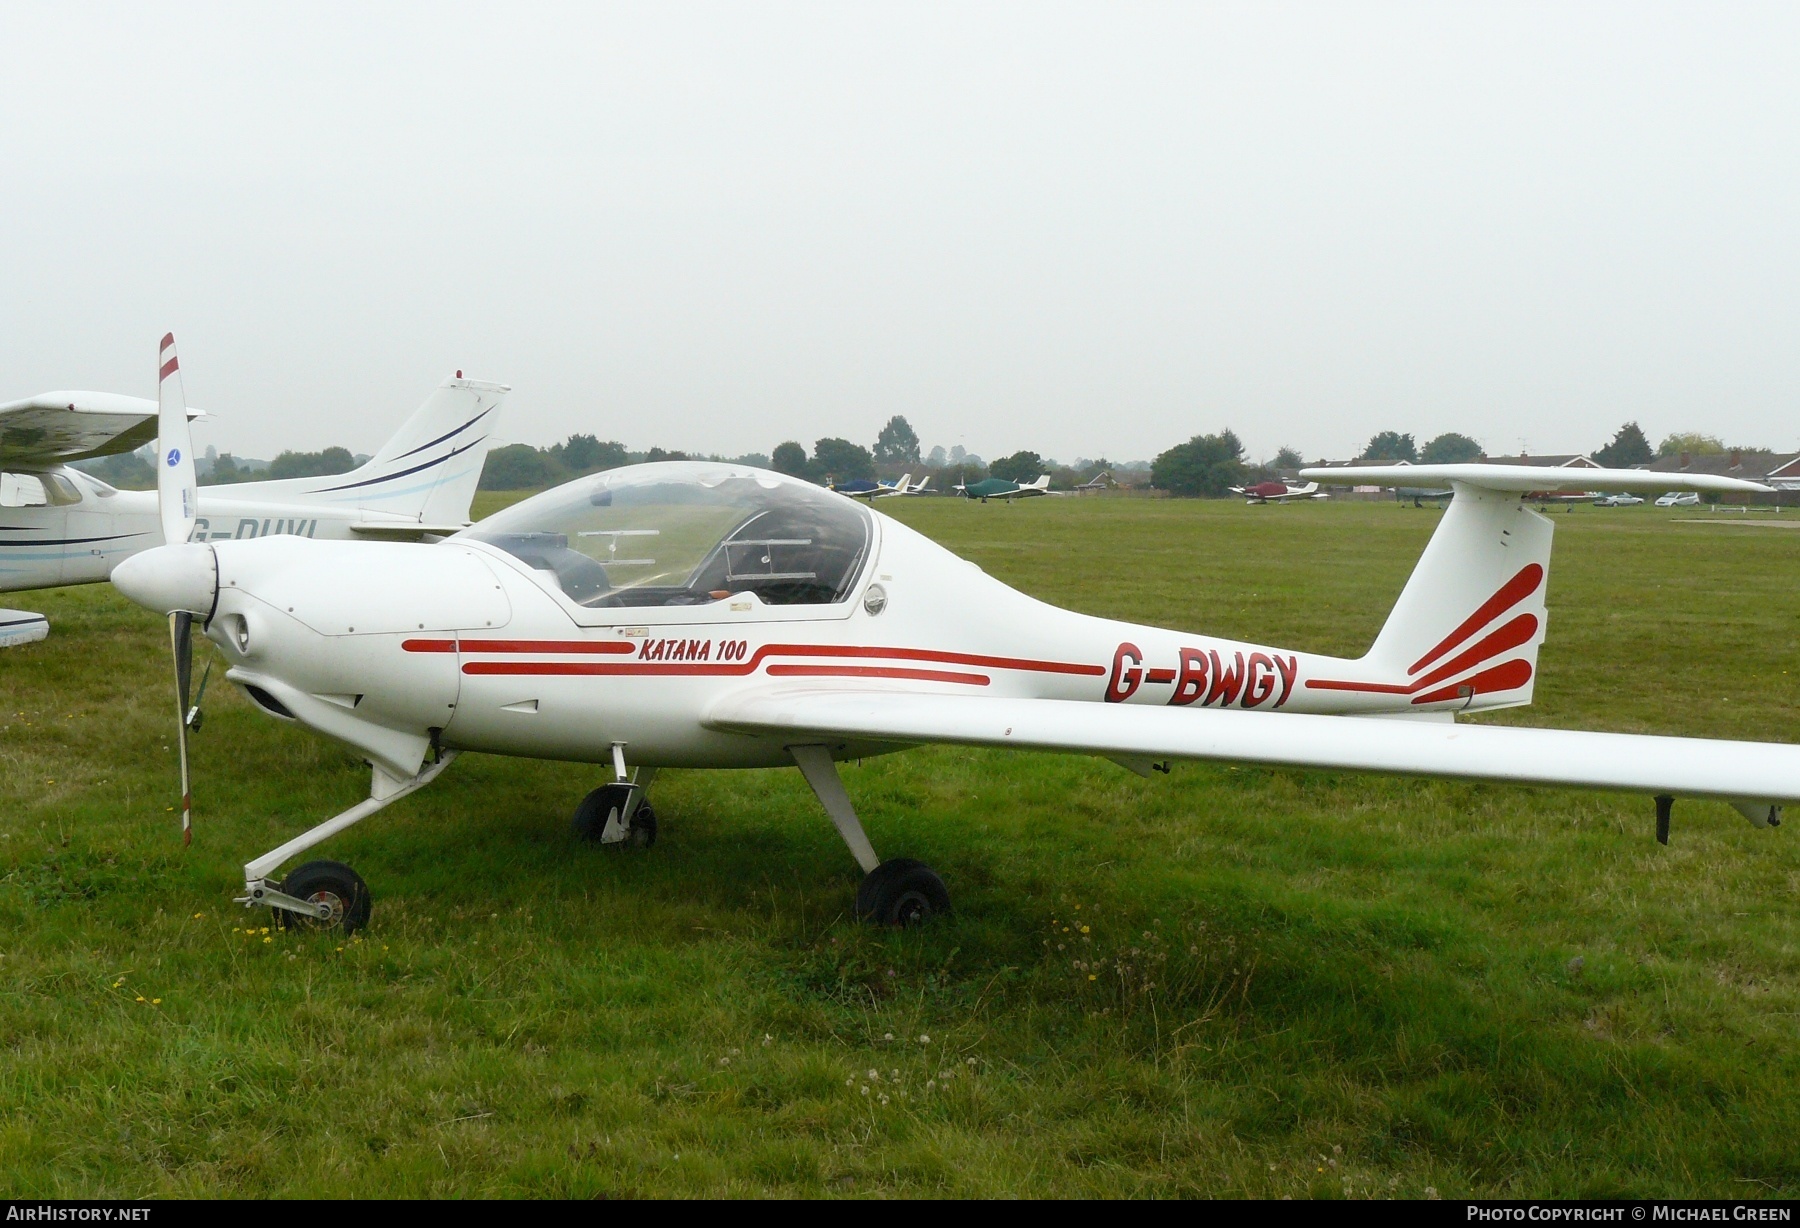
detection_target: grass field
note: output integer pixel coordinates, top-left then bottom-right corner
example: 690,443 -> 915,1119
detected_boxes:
2,496 -> 1798,1198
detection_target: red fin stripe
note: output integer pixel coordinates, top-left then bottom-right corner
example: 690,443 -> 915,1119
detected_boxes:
403,638 -> 457,653
1411,659 -> 1533,705
766,664 -> 988,686
1407,563 -> 1544,676
160,356 -> 180,381
160,332 -> 175,350
1410,613 -> 1538,692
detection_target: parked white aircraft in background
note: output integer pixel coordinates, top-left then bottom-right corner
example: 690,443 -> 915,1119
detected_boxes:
1230,479 -> 1327,503
109,367 -> 1793,935
0,337 -> 508,639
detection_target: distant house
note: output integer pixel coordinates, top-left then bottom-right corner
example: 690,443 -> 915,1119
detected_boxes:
1475,453 -> 1601,469
1644,450 -> 1800,503
1767,455 -> 1800,491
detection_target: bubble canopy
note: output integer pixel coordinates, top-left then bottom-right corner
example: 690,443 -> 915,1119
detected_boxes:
458,463 -> 875,609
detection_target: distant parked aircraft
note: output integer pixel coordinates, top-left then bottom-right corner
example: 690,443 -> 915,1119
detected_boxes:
1396,485 -> 1454,507
830,474 -> 923,500
956,475 -> 1051,502
1231,479 -> 1326,504
1074,471 -> 1116,492
0,337 -> 508,644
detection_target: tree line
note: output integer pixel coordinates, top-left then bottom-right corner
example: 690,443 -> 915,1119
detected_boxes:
70,415 -> 1778,499
474,415 -> 1121,493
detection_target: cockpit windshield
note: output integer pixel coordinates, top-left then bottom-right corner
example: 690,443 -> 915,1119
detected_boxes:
458,463 -> 874,608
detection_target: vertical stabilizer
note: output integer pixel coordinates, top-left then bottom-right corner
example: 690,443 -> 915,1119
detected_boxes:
228,376 -> 509,526
1363,484 -> 1553,710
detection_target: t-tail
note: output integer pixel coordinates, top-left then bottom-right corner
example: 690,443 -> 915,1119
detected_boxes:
1303,462 -> 1772,714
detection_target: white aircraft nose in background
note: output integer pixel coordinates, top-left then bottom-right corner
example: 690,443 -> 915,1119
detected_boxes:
0,338 -> 509,638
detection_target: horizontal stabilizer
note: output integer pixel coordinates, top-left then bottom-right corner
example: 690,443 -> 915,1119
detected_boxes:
1300,464 -> 1769,495
0,608 -> 50,648
708,686 -> 1800,808
347,523 -> 471,538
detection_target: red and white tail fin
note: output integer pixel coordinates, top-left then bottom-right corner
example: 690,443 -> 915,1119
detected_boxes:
1363,485 -> 1553,711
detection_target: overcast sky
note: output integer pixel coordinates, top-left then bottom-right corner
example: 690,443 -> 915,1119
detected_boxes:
3,3 -> 1798,465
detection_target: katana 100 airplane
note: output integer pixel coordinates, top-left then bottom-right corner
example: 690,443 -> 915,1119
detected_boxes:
0,337 -> 508,639
111,353 -> 1797,935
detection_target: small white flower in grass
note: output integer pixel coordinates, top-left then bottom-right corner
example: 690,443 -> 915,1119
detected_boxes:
878,1095 -> 889,1105
867,1069 -> 879,1081
918,1034 -> 930,1044
845,1077 -> 854,1086
860,1086 -> 869,1096
883,1032 -> 893,1041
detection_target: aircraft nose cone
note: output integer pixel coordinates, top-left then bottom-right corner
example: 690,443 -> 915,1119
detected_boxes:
111,543 -> 218,617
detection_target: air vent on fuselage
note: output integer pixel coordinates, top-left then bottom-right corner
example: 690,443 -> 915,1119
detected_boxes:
242,684 -> 295,720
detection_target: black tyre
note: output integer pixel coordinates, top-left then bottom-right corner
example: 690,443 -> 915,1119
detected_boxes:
276,859 -> 372,935
628,802 -> 657,848
854,858 -> 950,927
572,784 -> 656,847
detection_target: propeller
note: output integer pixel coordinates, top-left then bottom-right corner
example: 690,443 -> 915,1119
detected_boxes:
157,333 -> 200,844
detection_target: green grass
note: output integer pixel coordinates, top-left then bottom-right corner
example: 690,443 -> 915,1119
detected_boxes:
3,496 -> 1798,1197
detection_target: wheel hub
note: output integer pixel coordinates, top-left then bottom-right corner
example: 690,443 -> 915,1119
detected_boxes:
306,890 -> 345,926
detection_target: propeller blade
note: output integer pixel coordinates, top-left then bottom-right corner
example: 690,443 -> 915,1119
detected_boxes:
156,333 -> 198,549
187,659 -> 212,733
171,611 -> 193,845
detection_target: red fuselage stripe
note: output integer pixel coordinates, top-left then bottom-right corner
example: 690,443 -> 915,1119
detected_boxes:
410,635 -> 1103,677
766,664 -> 989,685
459,639 -> 636,655
464,661 -> 743,676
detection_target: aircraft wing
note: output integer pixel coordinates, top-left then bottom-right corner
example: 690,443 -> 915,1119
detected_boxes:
707,687 -> 1800,808
0,392 -> 203,466
1301,463 -> 1768,495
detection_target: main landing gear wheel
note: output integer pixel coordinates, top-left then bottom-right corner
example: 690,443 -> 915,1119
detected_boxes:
855,858 -> 951,928
571,784 -> 657,847
275,859 -> 372,936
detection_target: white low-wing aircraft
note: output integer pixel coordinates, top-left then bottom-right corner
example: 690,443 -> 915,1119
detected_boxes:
0,335 -> 508,612
109,374 -> 1794,934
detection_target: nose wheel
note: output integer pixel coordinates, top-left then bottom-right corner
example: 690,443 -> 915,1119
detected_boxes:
572,782 -> 657,847
273,859 -> 372,935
